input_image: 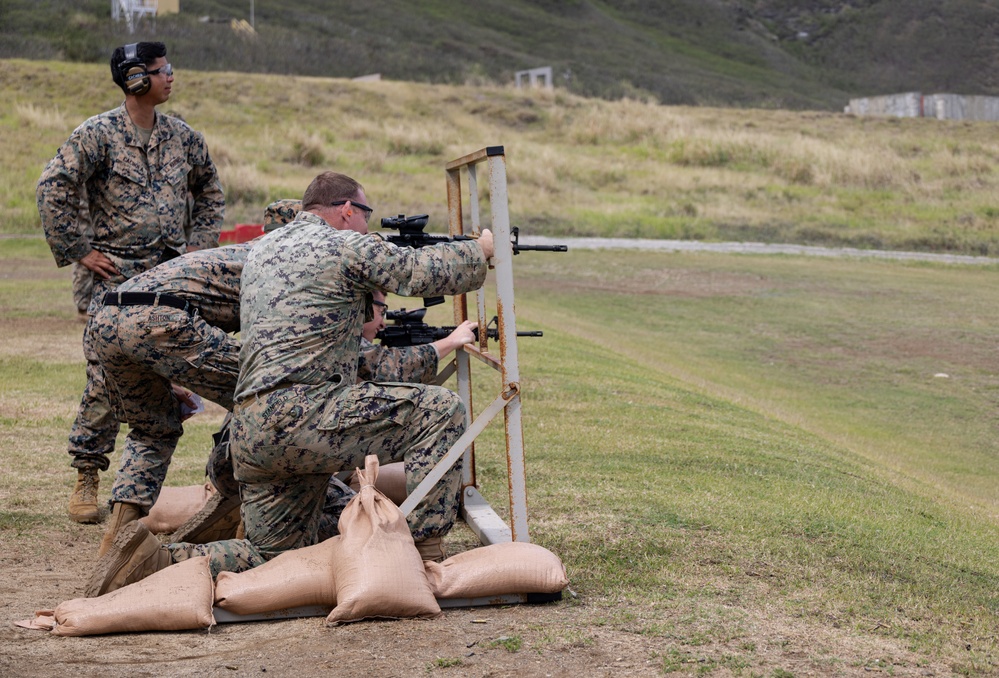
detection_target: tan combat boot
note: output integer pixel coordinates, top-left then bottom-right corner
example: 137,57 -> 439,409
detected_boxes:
169,493 -> 241,544
68,469 -> 101,524
85,521 -> 173,597
415,537 -> 447,563
97,502 -> 143,557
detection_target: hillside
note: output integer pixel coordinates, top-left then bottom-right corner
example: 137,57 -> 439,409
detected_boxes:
1,0 -> 997,111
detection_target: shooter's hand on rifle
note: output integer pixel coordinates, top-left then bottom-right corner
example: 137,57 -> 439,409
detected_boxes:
478,229 -> 495,260
432,320 -> 478,359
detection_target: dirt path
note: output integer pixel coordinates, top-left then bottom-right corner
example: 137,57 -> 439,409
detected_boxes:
519,236 -> 999,265
8,232 -> 999,266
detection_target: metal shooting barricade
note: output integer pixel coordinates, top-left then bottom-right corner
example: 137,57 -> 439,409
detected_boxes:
399,145 -> 531,544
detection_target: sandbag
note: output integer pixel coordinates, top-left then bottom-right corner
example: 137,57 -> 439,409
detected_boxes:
348,461 -> 408,505
139,482 -> 215,534
424,541 -> 569,599
327,455 -> 439,625
22,556 -> 214,636
215,536 -> 340,614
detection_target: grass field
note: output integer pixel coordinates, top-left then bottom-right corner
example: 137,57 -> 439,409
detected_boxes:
2,56 -> 998,674
2,235 -> 997,675
2,59 -> 999,254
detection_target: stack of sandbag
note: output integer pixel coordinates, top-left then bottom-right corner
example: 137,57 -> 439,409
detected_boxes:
425,542 -> 569,599
348,460 -> 407,505
15,556 -> 215,636
327,455 -> 440,624
214,536 -> 340,614
139,482 -> 215,534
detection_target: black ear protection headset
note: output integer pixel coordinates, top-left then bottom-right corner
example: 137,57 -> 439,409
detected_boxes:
119,43 -> 150,96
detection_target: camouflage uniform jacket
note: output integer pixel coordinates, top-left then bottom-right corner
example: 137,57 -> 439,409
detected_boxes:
115,242 -> 251,333
235,211 -> 487,402
37,104 -> 224,284
356,337 -> 437,384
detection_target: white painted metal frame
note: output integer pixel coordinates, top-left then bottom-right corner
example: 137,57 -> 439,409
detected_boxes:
112,0 -> 158,34
399,145 -> 531,548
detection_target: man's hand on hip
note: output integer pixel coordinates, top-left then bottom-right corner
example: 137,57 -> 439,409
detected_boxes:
78,250 -> 118,280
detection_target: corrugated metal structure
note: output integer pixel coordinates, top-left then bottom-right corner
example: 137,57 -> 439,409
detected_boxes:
846,92 -> 999,121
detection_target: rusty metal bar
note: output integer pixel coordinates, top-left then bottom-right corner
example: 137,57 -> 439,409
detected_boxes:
446,163 -> 476,490
398,389 -> 513,517
445,145 -> 505,171
442,146 -> 532,545
483,150 -> 530,543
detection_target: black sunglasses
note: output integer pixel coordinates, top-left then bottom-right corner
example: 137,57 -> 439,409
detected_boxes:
147,63 -> 173,77
330,200 -> 373,223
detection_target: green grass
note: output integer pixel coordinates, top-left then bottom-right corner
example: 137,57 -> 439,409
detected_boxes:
3,142 -> 999,675
449,249 -> 998,671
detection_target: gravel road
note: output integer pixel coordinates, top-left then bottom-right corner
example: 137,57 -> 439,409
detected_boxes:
518,236 -> 999,265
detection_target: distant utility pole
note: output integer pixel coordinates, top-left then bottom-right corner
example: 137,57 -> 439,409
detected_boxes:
250,0 -> 254,29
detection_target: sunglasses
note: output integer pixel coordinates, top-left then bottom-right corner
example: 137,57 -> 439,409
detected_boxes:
147,63 -> 174,77
330,200 -> 373,223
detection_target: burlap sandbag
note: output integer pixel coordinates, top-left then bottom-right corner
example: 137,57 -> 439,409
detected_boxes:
139,482 -> 215,534
424,541 -> 569,599
327,455 -> 440,625
348,461 -> 408,505
215,536 -> 340,614
41,556 -> 214,636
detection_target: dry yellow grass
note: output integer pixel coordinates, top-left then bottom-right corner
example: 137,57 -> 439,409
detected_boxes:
3,58 -> 998,251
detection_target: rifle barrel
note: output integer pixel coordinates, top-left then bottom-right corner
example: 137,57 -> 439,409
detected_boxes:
514,244 -> 568,253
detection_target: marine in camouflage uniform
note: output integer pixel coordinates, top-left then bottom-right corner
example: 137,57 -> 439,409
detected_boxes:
37,41 -> 224,523
90,243 -> 246,554
202,294 -> 453,541
88,172 -> 491,593
93,199 -> 303,554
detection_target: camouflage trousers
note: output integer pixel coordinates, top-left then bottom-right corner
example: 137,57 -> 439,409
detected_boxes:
206,414 -> 357,541
71,263 -> 94,314
91,303 -> 240,509
68,310 -> 121,472
172,380 -> 466,577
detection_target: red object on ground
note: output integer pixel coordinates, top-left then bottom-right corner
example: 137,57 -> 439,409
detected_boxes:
234,223 -> 265,243
218,229 -> 237,245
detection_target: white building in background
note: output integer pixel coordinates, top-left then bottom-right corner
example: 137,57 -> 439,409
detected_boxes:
515,67 -> 554,90
846,92 -> 999,121
112,0 -> 179,34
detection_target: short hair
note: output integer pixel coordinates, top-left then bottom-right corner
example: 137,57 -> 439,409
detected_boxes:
302,172 -> 364,212
110,42 -> 168,94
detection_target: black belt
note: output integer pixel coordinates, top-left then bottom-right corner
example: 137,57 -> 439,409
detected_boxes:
103,292 -> 192,313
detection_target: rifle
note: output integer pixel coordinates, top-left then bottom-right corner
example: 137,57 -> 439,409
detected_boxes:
380,214 -> 567,306
376,307 -> 543,348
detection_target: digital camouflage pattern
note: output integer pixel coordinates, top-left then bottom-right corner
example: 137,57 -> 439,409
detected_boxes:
356,337 -> 438,384
71,263 -> 94,315
38,105 -> 224,290
71,194 -> 95,314
263,199 -> 302,233
235,211 -> 485,401
38,104 -> 224,471
115,242 -> 250,332
183,209 -> 488,576
69,324 -> 121,471
93,244 -> 249,509
207,338 -> 443,539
